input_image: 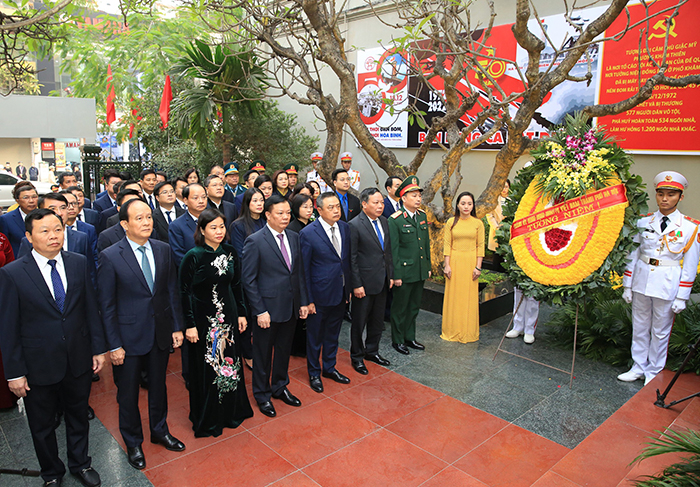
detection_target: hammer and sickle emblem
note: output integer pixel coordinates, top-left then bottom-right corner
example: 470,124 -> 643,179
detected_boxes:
648,16 -> 677,40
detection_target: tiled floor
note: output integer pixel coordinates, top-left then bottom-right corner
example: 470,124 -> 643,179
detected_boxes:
1,308 -> 697,486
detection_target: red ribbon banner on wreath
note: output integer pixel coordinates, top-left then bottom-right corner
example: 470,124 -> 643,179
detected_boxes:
511,184 -> 628,239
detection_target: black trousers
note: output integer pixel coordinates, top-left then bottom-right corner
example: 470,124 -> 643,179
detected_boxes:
24,369 -> 92,481
252,317 -> 295,404
351,285 -> 388,362
113,345 -> 170,448
306,301 -> 345,377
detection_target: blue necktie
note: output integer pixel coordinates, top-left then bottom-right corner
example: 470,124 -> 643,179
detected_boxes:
373,219 -> 384,250
148,194 -> 155,210
48,259 -> 65,312
342,194 -> 348,219
137,246 -> 154,293
166,210 -> 173,224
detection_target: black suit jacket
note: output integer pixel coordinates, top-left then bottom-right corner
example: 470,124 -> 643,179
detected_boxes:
152,206 -> 185,244
338,192 -> 361,222
82,208 -> 100,227
241,226 -> 308,323
97,224 -> 125,253
93,194 -> 116,216
99,205 -> 118,233
349,212 -> 393,295
0,252 -> 106,385
208,200 -> 238,227
97,238 -> 184,356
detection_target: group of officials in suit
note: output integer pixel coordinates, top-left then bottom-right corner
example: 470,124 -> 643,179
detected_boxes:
0,162 -> 432,486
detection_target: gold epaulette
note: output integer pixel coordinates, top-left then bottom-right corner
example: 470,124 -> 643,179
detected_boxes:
684,215 -> 700,225
390,210 -> 403,219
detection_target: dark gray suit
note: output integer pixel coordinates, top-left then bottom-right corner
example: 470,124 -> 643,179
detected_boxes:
152,206 -> 185,244
241,226 -> 308,403
349,212 -> 393,362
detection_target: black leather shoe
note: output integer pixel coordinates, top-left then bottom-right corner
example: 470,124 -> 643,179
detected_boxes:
87,406 -> 95,421
352,361 -> 368,375
344,311 -> 353,322
150,433 -> 185,452
309,375 -> 324,393
365,354 -> 390,366
272,388 -> 301,407
322,370 -> 350,384
392,343 -> 410,355
91,373 -> 100,382
257,401 -> 277,417
127,446 -> 146,470
44,479 -> 62,486
405,340 -> 425,350
72,467 -> 101,487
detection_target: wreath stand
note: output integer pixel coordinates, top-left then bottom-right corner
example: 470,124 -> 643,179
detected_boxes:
654,332 -> 700,409
493,294 -> 579,389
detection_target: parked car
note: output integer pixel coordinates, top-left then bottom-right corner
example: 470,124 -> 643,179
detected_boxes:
0,171 -> 54,209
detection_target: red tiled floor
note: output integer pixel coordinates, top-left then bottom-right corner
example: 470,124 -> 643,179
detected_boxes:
454,424 -> 569,487
145,431 -> 296,486
249,398 -> 379,468
332,371 -> 444,426
387,395 -> 509,463
531,471 -> 582,486
420,466 -> 489,486
622,450 -> 691,486
613,384 -> 689,434
551,419 -> 650,487
303,429 -> 447,487
243,376 -> 328,429
269,471 -> 322,486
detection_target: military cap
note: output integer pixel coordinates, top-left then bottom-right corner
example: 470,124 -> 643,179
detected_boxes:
397,175 -> 422,197
654,171 -> 687,192
224,162 -> 239,175
340,152 -> 352,161
311,152 -> 323,161
249,160 -> 266,173
283,163 -> 298,175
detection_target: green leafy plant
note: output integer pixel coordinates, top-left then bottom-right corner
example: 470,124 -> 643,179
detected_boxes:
631,429 -> 700,486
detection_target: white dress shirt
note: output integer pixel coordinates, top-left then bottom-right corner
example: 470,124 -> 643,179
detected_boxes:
388,197 -> 401,213
318,217 -> 342,255
159,206 -> 176,224
266,224 -> 292,267
32,249 -> 67,300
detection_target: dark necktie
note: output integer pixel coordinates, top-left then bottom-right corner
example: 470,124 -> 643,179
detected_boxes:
166,210 -> 173,224
77,213 -> 82,221
48,259 -> 65,312
661,216 -> 669,232
372,219 -> 384,250
341,194 -> 348,219
277,234 -> 291,270
148,195 -> 155,210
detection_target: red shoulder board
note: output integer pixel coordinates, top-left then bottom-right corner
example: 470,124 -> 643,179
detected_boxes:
684,215 -> 700,225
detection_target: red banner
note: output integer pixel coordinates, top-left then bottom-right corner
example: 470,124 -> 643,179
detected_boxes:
597,0 -> 700,154
511,184 -> 628,238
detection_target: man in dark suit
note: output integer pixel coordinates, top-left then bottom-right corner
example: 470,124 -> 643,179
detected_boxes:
139,169 -> 158,211
300,192 -> 352,393
234,170 -> 259,213
15,162 -> 27,180
241,195 -> 309,418
61,191 -> 98,269
97,199 -> 185,471
0,182 -> 38,256
152,181 -> 184,243
99,181 -> 142,232
0,209 -> 106,486
332,169 -> 361,221
68,186 -> 100,227
349,188 -> 393,374
57,172 -> 78,191
92,169 -> 122,215
204,175 -> 237,226
168,183 -> 208,267
97,190 -> 143,252
382,176 -> 403,218
18,194 -> 96,286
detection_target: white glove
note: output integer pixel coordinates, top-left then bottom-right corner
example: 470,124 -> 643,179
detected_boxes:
622,288 -> 633,304
672,298 -> 686,314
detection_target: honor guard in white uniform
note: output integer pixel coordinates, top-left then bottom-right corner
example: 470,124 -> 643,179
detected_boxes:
506,288 -> 540,344
619,171 -> 700,385
340,152 -> 361,191
306,152 -> 329,193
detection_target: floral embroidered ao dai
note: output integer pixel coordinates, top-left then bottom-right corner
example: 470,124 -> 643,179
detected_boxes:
179,243 -> 253,437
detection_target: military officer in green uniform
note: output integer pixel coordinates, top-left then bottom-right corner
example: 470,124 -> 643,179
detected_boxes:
389,176 -> 431,354
283,163 -> 299,188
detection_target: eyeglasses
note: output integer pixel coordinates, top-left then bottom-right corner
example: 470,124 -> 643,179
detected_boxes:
19,195 -> 38,201
66,202 -> 77,208
158,190 -> 175,196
